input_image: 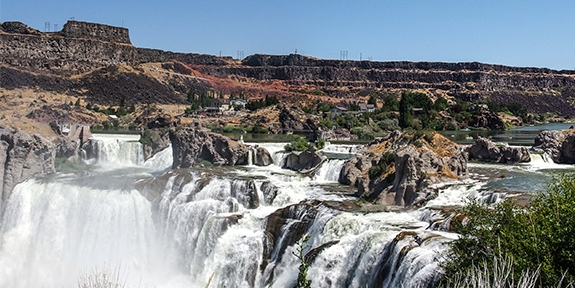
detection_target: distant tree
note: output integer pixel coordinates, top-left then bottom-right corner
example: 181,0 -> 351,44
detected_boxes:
434,97 -> 448,111
368,95 -> 378,107
383,95 -> 399,112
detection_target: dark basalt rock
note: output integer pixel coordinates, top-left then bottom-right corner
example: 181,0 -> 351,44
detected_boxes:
253,146 -> 273,166
169,128 -> 249,168
260,181 -> 279,205
467,136 -> 531,163
283,149 -> 326,174
532,129 -> 575,164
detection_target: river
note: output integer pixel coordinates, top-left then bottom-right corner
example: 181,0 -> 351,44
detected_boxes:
0,130 -> 573,287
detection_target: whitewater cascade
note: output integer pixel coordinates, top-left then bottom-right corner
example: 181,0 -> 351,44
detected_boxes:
0,136 -> 535,288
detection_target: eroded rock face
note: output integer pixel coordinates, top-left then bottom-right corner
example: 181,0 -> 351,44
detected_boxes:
0,128 -> 55,212
467,136 -> 531,163
532,129 -> 575,164
169,128 -> 249,168
339,131 -> 468,207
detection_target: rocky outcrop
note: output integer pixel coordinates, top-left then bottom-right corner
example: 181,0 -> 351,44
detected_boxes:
261,201 -> 320,282
260,181 -> 278,205
283,148 -> 326,174
467,136 -> 531,163
532,129 -> 575,163
231,179 -> 259,209
169,128 -> 249,168
1,22 -> 41,35
0,20 -> 226,75
61,20 -> 131,44
201,54 -> 575,116
277,104 -> 319,134
470,110 -> 505,130
253,146 -> 273,166
0,128 -> 55,212
339,131 -> 467,207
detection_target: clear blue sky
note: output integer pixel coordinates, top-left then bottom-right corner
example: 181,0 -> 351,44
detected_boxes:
2,0 -> 574,70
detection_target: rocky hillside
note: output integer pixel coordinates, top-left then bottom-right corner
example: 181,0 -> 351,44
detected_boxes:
2,20 -> 575,137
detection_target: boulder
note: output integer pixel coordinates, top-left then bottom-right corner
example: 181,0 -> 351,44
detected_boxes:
260,181 -> 279,205
0,128 -> 55,212
467,136 -> 531,163
339,131 -> 468,207
231,179 -> 260,209
253,146 -> 273,166
532,129 -> 575,164
169,128 -> 249,168
283,149 -> 326,174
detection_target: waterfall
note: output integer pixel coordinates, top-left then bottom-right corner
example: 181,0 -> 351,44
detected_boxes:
1,136 -> 496,288
143,145 -> 174,172
82,134 -> 144,166
312,159 -> 345,182
0,178 -> 172,288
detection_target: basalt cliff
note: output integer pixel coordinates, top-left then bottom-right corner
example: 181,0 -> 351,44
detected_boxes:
2,20 -> 575,121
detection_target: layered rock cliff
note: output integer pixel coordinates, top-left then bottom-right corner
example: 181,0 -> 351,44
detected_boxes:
0,128 -> 55,213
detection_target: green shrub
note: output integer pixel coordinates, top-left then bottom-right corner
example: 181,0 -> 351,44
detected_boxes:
442,174 -> 575,287
250,125 -> 268,134
284,135 -> 309,152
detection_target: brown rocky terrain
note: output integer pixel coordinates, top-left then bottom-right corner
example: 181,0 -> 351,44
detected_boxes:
2,20 -> 575,138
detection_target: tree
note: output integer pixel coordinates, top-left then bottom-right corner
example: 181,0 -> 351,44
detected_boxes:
368,95 -> 378,107
434,97 -> 448,111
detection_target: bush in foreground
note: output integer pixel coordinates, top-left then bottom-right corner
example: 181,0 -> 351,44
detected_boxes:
442,174 -> 575,287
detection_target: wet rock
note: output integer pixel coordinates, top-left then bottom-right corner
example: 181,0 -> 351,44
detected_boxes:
467,136 -> 531,163
253,146 -> 273,166
169,128 -> 249,168
283,148 -> 326,174
0,128 -> 55,212
231,178 -> 260,209
260,181 -> 279,205
532,130 -> 575,164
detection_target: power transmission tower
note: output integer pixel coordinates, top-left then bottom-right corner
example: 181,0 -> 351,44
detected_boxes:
340,50 -> 348,60
237,50 -> 244,60
45,21 -> 51,32
53,24 -> 58,32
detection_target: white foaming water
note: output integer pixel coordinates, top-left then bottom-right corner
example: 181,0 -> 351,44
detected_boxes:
0,178 -> 182,288
527,152 -> 575,170
143,145 -> 174,172
2,136 -> 530,288
83,134 -> 144,166
320,143 -> 362,155
312,159 -> 345,182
